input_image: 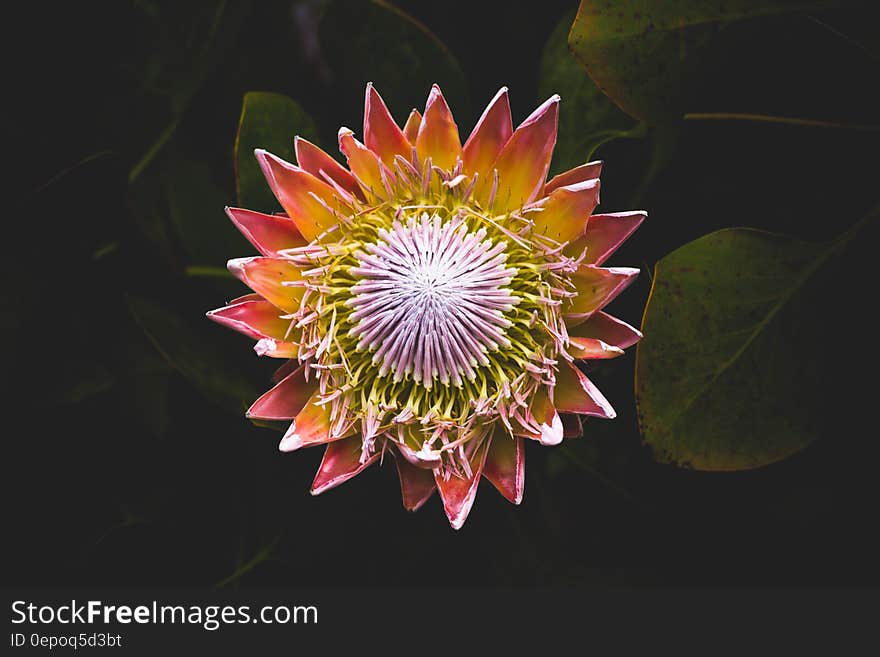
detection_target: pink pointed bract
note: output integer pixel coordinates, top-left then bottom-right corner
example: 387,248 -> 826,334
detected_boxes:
208,84 -> 646,529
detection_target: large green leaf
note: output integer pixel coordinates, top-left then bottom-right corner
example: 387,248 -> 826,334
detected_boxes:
635,221 -> 868,470
539,10 -> 639,175
234,91 -> 318,212
568,0 -> 835,123
320,0 -> 469,120
128,296 -> 257,413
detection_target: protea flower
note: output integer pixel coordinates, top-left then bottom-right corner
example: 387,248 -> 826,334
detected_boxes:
208,84 -> 645,529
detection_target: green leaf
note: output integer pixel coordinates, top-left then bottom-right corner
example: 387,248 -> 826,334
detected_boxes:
127,295 -> 257,413
320,0 -> 469,120
235,91 -> 318,212
569,0 -> 836,123
635,220 -> 869,470
539,10 -> 639,175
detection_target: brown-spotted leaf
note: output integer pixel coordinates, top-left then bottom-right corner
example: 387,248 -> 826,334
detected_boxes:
568,0 -> 837,122
636,227 -> 844,470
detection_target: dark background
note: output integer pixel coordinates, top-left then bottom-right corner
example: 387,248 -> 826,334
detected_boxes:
4,0 -> 880,588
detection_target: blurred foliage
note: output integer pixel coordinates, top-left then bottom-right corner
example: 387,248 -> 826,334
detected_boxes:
165,156 -> 252,266
6,0 -> 880,589
127,295 -> 258,413
47,359 -> 118,406
319,0 -> 470,122
126,0 -> 254,183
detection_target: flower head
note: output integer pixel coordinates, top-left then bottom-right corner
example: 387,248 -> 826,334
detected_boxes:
209,84 -> 645,528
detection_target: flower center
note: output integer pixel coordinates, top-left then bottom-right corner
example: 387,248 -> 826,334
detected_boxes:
347,213 -> 519,388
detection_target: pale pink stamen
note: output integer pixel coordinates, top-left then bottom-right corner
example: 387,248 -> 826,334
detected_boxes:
347,213 -> 519,387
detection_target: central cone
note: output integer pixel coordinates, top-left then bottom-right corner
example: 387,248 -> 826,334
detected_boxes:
347,212 -> 520,388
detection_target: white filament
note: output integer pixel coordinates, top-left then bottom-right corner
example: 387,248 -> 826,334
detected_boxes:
347,213 -> 519,388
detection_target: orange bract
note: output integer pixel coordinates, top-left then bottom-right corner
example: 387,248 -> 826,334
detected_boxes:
208,84 -> 646,529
